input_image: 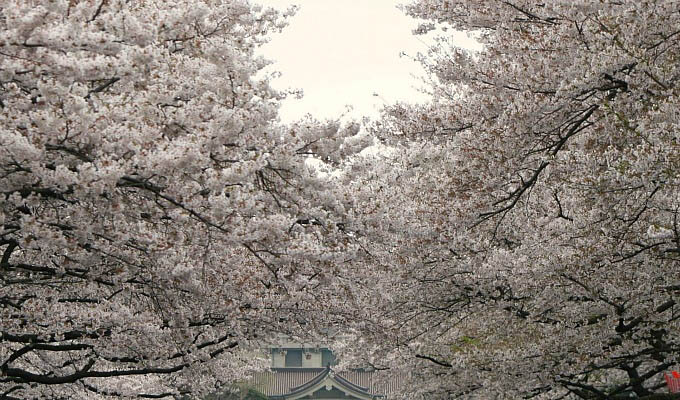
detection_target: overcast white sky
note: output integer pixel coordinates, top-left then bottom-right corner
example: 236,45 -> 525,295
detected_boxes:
253,0 -> 443,122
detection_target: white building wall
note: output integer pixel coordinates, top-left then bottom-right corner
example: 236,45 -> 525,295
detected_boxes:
272,350 -> 286,368
302,350 -> 322,367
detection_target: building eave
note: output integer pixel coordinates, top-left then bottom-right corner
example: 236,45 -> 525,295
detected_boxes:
269,367 -> 378,400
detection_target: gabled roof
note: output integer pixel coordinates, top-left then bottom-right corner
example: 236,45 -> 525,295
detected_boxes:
264,367 -> 380,400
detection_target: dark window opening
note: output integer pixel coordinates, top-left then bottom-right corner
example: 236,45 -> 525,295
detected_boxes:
285,349 -> 303,367
321,349 -> 337,367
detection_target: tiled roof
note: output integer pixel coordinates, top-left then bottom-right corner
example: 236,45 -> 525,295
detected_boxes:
253,368 -> 326,396
251,368 -> 404,398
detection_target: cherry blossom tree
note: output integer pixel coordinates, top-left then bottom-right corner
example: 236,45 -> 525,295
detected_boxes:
343,1 -> 680,398
0,1 -> 366,398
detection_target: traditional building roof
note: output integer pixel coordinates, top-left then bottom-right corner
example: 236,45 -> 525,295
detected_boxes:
253,367 -> 401,400
254,340 -> 403,399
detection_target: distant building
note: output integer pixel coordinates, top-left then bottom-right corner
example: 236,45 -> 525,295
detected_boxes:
251,342 -> 401,400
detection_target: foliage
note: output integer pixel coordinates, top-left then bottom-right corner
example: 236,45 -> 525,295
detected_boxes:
4,0 -> 680,399
0,0 -> 366,398
343,1 -> 680,398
